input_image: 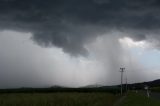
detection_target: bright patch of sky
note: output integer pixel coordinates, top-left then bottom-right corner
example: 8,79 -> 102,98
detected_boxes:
119,37 -> 160,74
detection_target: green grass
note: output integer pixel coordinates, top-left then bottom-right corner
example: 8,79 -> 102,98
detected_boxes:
0,92 -> 119,106
119,91 -> 160,106
151,87 -> 160,92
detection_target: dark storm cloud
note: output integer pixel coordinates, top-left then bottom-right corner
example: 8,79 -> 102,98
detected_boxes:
0,0 -> 160,55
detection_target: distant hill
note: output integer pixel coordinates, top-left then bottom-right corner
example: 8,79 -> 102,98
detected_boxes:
81,84 -> 103,88
0,79 -> 159,93
81,79 -> 160,90
127,79 -> 160,89
81,79 -> 160,89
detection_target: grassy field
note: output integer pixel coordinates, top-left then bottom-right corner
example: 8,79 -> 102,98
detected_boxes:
0,92 -> 119,106
119,91 -> 160,106
151,87 -> 160,92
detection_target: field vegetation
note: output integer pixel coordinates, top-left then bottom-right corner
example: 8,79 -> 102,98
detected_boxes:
119,91 -> 160,106
151,87 -> 160,92
0,92 -> 119,106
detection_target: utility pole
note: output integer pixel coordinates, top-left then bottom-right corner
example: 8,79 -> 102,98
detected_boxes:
120,67 -> 125,95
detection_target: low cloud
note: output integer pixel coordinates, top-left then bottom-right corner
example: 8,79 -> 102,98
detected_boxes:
0,0 -> 160,88
0,0 -> 160,56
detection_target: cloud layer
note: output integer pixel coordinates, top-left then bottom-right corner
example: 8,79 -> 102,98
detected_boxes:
0,0 -> 160,88
0,0 -> 160,55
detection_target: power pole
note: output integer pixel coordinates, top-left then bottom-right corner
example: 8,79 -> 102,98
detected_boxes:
120,67 -> 125,95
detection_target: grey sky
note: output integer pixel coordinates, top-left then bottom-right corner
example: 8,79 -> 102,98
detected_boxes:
0,0 -> 160,88
1,0 -> 160,55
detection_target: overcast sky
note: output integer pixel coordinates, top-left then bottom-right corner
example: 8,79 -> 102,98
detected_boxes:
0,0 -> 160,88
